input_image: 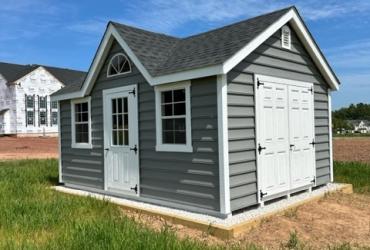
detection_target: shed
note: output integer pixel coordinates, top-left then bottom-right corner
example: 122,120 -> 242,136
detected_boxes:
51,6 -> 339,218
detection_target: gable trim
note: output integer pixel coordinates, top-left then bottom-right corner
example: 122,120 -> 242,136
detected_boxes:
222,8 -> 339,90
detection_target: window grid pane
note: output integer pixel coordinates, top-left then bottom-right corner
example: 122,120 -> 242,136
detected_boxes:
111,97 -> 129,146
161,89 -> 187,145
74,102 -> 89,144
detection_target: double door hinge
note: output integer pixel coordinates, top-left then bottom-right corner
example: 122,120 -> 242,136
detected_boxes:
260,190 -> 267,199
309,139 -> 316,147
258,143 -> 266,154
257,79 -> 264,89
128,88 -> 136,97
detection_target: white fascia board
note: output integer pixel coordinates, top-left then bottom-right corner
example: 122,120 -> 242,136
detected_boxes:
222,9 -> 339,91
328,91 -> 334,182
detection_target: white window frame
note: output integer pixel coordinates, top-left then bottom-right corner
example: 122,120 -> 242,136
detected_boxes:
155,81 -> 192,152
26,95 -> 35,126
71,97 -> 92,149
39,96 -> 47,126
106,53 -> 132,78
281,25 -> 291,50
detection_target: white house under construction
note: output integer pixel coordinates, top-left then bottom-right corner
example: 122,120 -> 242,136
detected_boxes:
0,62 -> 85,136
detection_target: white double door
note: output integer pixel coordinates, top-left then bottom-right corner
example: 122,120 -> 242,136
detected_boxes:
103,85 -> 139,195
257,77 -> 315,199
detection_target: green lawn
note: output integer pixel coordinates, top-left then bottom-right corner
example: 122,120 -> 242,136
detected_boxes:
0,159 -> 368,249
334,161 -> 370,194
0,160 -> 240,250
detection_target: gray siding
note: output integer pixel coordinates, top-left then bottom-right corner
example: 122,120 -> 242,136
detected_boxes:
228,27 -> 331,211
60,40 -> 220,212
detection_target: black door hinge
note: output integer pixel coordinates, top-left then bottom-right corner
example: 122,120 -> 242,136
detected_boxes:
258,143 -> 266,154
128,88 -> 136,97
309,139 -> 316,147
260,190 -> 267,199
130,184 -> 138,194
309,86 -> 313,93
130,144 -> 138,154
311,177 -> 316,185
257,79 -> 264,89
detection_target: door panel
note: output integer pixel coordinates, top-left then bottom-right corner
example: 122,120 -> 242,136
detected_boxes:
288,86 -> 315,189
103,86 -> 139,195
258,82 -> 290,196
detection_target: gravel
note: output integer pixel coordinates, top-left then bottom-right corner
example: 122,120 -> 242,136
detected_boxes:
53,183 -> 346,227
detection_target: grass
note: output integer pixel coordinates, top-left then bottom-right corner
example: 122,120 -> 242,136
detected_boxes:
334,161 -> 370,194
0,159 -> 368,249
0,159 -> 246,250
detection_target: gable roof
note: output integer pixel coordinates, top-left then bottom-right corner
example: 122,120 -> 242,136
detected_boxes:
52,6 -> 340,101
0,61 -> 86,86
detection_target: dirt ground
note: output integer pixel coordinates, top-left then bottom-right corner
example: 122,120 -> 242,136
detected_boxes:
333,137 -> 370,163
124,193 -> 370,249
0,136 -> 58,160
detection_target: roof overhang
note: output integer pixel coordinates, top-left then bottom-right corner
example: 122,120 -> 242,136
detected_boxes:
52,8 -> 339,102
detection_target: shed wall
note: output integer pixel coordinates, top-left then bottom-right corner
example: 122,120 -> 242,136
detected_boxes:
60,40 -> 220,212
227,27 -> 331,211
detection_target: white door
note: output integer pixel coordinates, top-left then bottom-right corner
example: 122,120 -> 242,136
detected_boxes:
257,76 -> 315,200
103,85 -> 139,195
257,82 -> 290,197
288,85 -> 315,189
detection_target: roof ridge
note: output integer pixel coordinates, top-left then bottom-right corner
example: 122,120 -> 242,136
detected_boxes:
110,21 -> 180,40
181,6 -> 294,41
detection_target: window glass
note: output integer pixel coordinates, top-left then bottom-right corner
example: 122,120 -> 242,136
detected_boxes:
51,101 -> 58,109
39,111 -> 46,125
52,112 -> 58,125
26,95 -> 34,108
111,97 -> 129,146
74,102 -> 89,143
39,97 -> 46,109
27,111 -> 34,125
160,89 -> 187,144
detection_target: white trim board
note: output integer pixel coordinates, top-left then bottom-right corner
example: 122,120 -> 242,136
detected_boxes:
52,8 -> 339,102
217,74 -> 231,216
328,90 -> 334,182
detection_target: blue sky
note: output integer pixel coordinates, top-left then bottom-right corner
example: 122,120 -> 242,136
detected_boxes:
1,0 -> 369,109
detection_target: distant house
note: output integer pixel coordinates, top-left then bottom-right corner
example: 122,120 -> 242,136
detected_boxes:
0,62 -> 86,136
347,120 -> 370,133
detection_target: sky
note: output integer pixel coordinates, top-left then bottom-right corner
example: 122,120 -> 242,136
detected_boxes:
0,0 -> 369,109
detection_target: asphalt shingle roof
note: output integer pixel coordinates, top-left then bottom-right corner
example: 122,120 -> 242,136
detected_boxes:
112,7 -> 291,76
52,7 -> 293,97
0,61 -> 86,86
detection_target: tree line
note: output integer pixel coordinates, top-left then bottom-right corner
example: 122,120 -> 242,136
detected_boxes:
332,103 -> 370,131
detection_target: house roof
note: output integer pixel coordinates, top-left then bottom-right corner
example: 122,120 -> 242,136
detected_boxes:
112,7 -> 291,77
52,6 -> 340,100
0,61 -> 86,86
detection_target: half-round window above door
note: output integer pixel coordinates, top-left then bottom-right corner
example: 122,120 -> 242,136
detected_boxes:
107,53 -> 132,77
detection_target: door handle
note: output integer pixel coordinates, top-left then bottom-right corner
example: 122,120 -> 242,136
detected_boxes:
289,144 -> 295,150
130,144 -> 138,154
104,148 -> 109,151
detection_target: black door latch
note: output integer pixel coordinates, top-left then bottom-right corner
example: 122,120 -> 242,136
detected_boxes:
260,190 -> 267,199
130,184 -> 138,194
258,143 -> 266,154
130,144 -> 138,154
290,144 -> 295,150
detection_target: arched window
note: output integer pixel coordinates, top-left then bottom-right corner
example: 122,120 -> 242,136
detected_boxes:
107,53 -> 131,77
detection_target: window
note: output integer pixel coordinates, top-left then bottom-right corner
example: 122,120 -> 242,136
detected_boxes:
107,53 -> 131,77
39,111 -> 46,125
281,25 -> 291,50
155,81 -> 192,152
111,97 -> 129,146
51,111 -> 58,125
25,95 -> 34,126
51,101 -> 58,109
27,111 -> 34,125
71,97 -> 92,148
38,96 -> 47,126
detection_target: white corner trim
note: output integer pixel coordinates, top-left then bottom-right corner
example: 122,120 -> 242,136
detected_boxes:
57,101 -> 63,183
217,74 -> 231,216
70,96 -> 93,149
328,90 -> 334,182
154,81 -> 193,153
222,9 -> 339,91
